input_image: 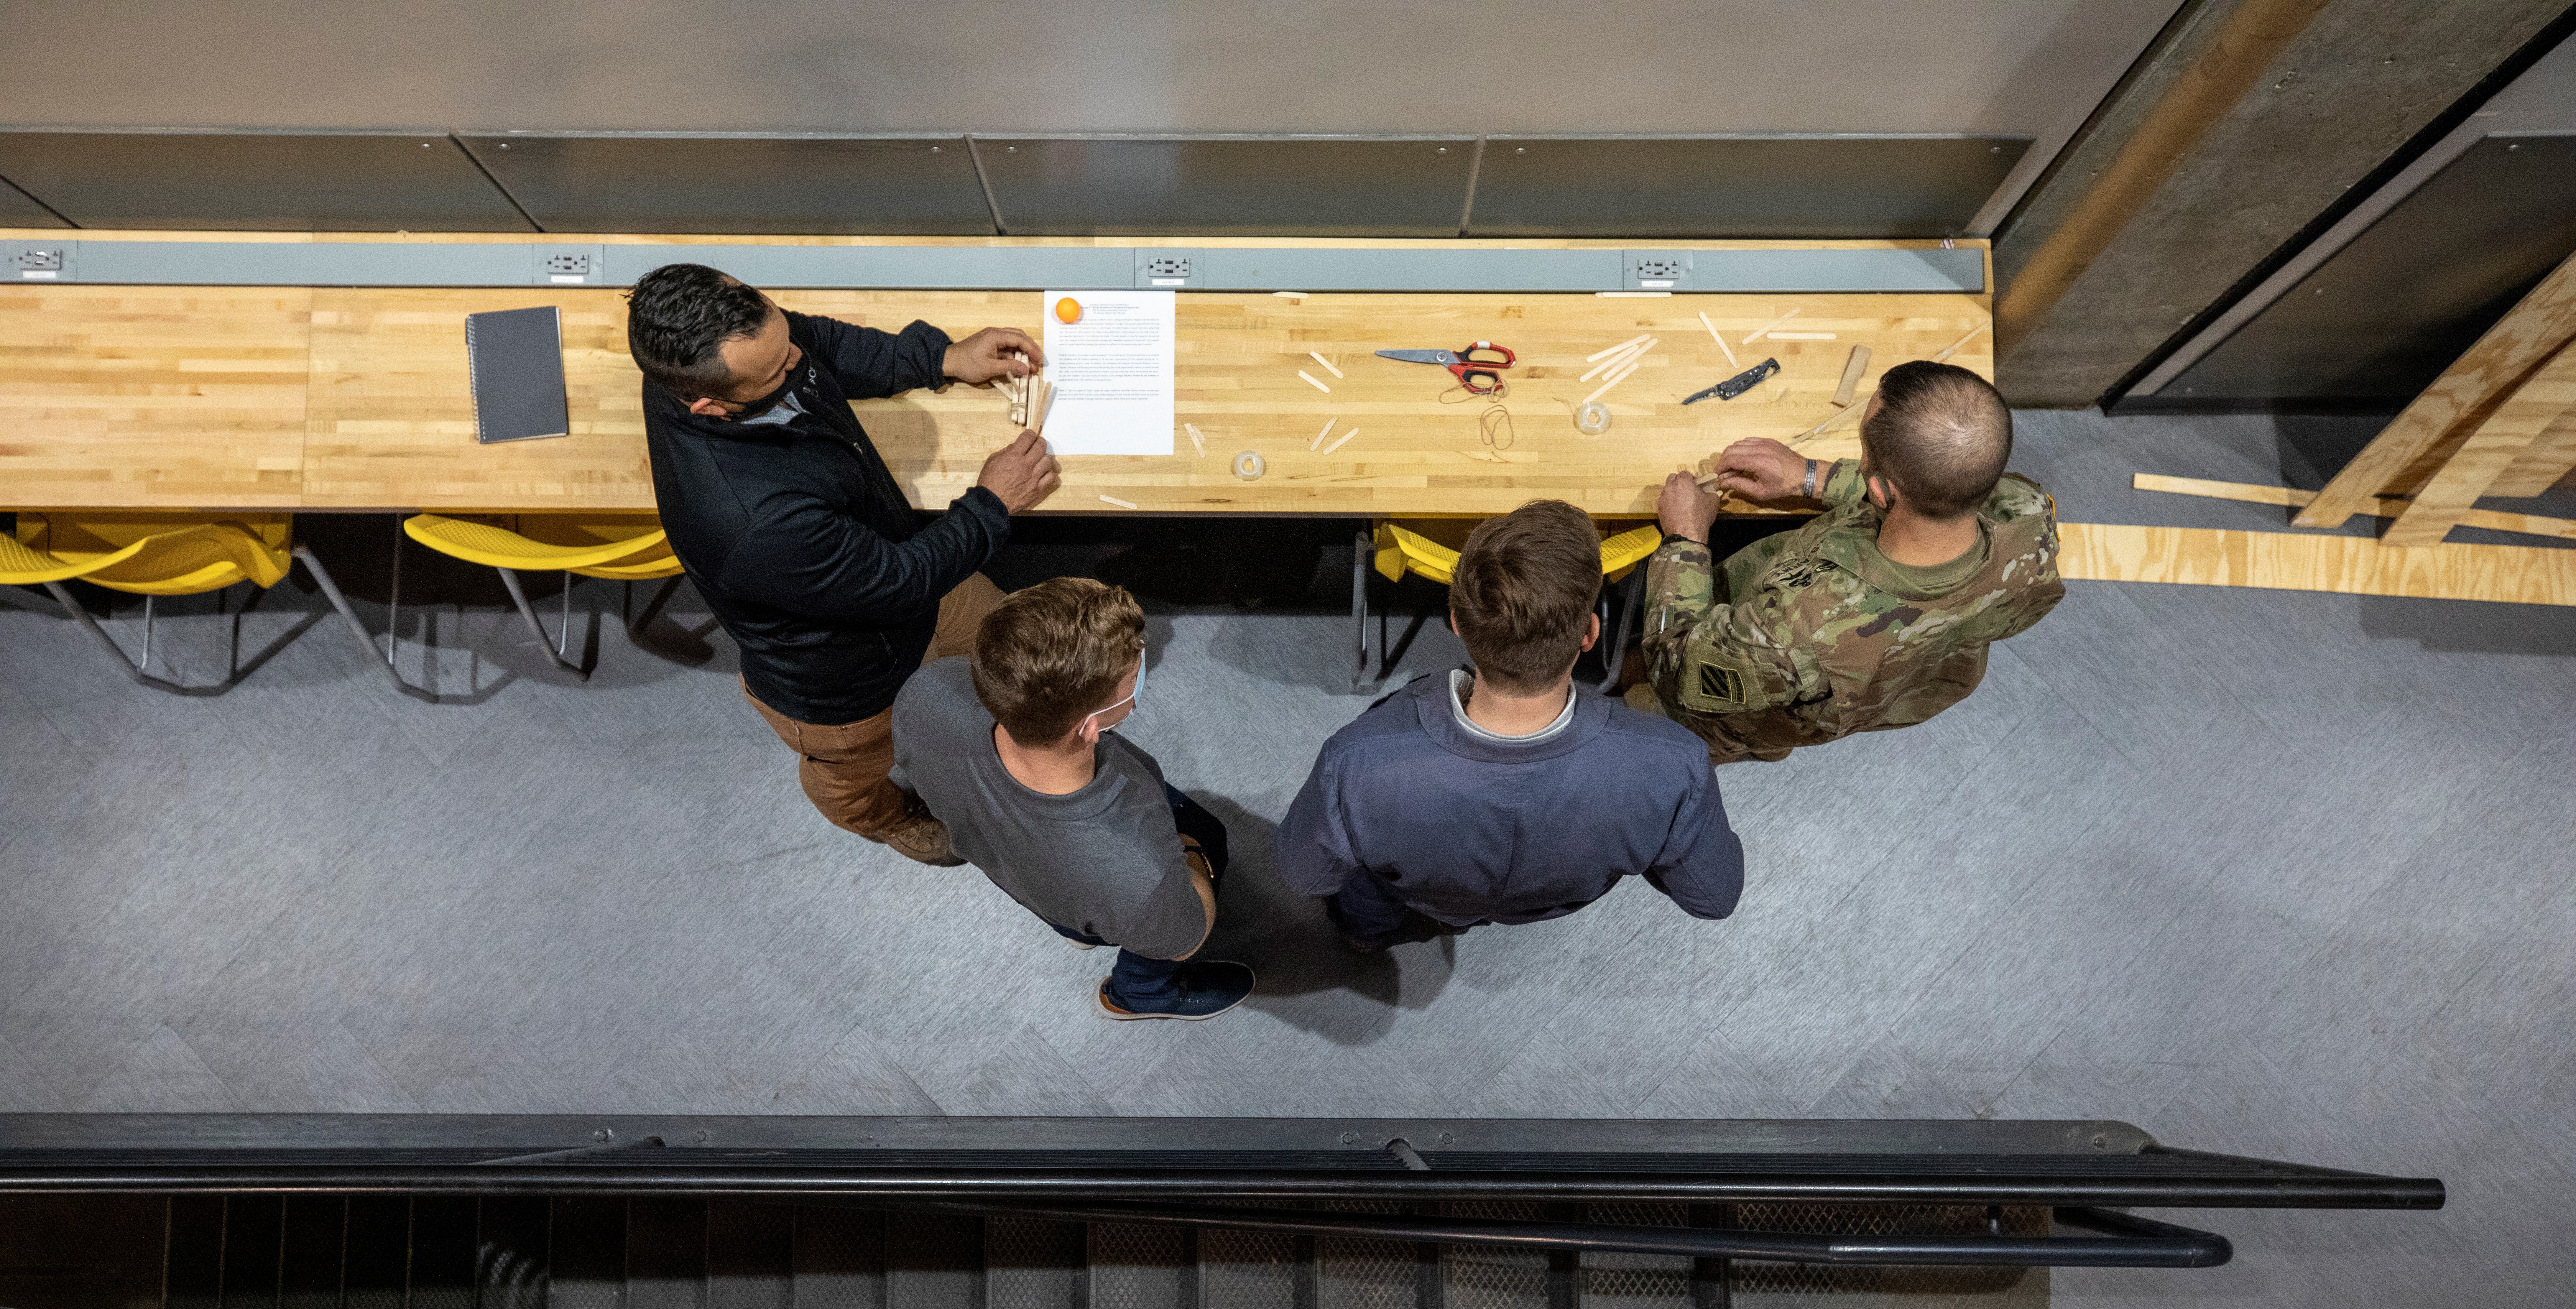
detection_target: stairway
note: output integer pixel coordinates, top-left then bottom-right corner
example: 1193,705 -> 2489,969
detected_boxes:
81,1194 -> 2049,1308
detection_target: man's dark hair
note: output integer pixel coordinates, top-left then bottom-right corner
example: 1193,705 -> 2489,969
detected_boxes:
623,263 -> 773,401
1450,500 -> 1602,696
1859,360 -> 2013,519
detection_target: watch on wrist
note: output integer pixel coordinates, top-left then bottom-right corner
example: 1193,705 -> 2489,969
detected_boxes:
1802,459 -> 1819,499
1660,531 -> 1700,549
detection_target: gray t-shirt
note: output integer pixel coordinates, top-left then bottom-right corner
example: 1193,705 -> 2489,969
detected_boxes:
891,658 -> 1207,959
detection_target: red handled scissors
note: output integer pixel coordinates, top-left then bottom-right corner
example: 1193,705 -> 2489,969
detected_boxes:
1376,341 -> 1516,396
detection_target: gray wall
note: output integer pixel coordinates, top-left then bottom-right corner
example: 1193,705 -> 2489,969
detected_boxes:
0,1 -> 2176,136
0,0 -> 2182,238
2127,28 -> 2576,408
1992,0 -> 2574,407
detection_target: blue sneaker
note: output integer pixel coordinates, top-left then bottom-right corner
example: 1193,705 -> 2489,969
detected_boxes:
1095,961 -> 1256,1021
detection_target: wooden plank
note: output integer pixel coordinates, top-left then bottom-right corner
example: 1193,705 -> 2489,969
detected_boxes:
2485,406 -> 2576,497
2058,522 -> 2576,606
1833,345 -> 1872,406
2382,338 -> 2576,546
2132,472 -> 2576,542
2297,250 -> 2576,528
301,286 -> 662,509
8,282 -> 1989,516
0,284 -> 314,508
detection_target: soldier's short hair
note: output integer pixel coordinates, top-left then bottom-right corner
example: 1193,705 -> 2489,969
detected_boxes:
973,577 -> 1147,746
1452,500 -> 1603,696
1861,361 -> 2012,519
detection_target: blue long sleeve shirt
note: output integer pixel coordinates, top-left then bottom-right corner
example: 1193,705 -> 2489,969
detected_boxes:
1277,672 -> 1744,925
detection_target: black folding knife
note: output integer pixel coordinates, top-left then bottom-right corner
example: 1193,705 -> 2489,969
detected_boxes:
1683,357 -> 1780,405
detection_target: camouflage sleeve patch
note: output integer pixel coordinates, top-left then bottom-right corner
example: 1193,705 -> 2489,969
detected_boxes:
1675,636 -> 1779,714
1818,458 -> 1867,508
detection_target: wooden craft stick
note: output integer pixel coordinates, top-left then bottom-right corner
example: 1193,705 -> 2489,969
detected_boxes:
1587,334 -> 1652,363
1321,428 -> 1359,456
1742,308 -> 1800,345
1298,370 -> 1332,393
1185,423 -> 1206,456
1098,494 -> 1138,510
1030,380 -> 1055,433
1931,321 -> 1991,362
1309,351 -> 1344,378
1833,345 -> 1873,406
1583,358 -> 1642,406
1769,332 -> 1837,340
1699,311 -> 1738,367
1794,396 -> 1867,441
1273,291 -> 1309,300
1310,418 -> 1336,451
1578,337 -> 1655,383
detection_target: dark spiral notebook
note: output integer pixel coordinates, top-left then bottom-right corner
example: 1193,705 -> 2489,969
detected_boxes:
464,306 -> 569,444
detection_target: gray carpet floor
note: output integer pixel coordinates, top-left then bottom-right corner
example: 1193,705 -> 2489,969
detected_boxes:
2,411 -> 2571,1307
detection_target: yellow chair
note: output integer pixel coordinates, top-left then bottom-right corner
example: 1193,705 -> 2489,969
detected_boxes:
1,511 -> 416,697
1354,518 -> 1663,692
398,513 -> 683,679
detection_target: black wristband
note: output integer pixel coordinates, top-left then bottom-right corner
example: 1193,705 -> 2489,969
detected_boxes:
1660,531 -> 1701,549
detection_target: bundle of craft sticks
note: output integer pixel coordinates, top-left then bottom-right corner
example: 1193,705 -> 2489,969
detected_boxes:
1579,334 -> 1657,404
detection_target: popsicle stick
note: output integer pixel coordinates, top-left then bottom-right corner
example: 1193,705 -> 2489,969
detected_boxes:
1587,333 -> 1653,363
1699,311 -> 1738,367
1310,418 -> 1336,451
1321,428 -> 1359,455
1578,346 -> 1639,384
1298,370 -> 1332,393
1185,422 -> 1206,456
1308,351 -> 1345,378
1583,358 -> 1642,405
1742,308 -> 1800,345
1794,396 -> 1867,441
1273,291 -> 1309,300
1931,320 -> 1992,362
1098,495 -> 1138,510
1029,380 -> 1055,433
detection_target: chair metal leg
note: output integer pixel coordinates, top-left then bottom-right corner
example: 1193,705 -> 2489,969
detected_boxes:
293,546 -> 437,702
1351,528 -> 1373,693
43,580 -> 195,693
1598,571 -> 1644,694
140,594 -> 155,672
386,516 -> 402,667
495,567 -> 588,679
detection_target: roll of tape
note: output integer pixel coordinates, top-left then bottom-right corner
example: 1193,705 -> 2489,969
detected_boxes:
1574,401 -> 1612,434
1233,451 -> 1266,480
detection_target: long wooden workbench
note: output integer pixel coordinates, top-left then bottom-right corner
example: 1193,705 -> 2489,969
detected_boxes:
0,232 -> 1989,516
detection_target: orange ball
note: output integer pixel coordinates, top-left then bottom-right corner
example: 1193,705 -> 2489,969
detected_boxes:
1054,296 -> 1083,324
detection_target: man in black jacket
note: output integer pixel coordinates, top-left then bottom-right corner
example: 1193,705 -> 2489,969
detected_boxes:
628,263 -> 1059,865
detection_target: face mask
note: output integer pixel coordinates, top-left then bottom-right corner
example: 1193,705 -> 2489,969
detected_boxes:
1081,657 -> 1146,733
716,366 -> 799,422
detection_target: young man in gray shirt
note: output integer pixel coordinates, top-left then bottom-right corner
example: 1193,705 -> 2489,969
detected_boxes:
892,578 -> 1254,1020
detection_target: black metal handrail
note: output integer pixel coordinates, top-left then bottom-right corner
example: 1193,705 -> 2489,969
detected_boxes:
0,1161 -> 2444,1209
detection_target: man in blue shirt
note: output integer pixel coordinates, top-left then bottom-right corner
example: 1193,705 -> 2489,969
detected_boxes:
1279,500 -> 1744,950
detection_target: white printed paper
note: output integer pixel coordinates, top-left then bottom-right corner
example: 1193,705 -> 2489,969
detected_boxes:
1039,289 -> 1175,456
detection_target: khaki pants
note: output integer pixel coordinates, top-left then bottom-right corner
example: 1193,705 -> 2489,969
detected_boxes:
745,574 -> 1005,838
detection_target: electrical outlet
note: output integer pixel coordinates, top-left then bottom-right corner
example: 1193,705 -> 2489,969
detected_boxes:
12,247 -> 65,275
542,252 -> 593,277
1143,255 -> 1191,280
1632,258 -> 1683,282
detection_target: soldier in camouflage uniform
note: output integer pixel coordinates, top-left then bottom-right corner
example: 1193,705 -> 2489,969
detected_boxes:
1629,360 -> 2062,764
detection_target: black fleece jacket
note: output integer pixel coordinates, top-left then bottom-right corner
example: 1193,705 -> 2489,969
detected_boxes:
643,310 -> 1009,725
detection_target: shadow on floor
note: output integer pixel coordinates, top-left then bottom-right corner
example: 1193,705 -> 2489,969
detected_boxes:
1189,789 -> 1453,1046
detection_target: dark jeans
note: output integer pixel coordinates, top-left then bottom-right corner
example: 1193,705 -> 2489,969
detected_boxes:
1052,784 -> 1231,1010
